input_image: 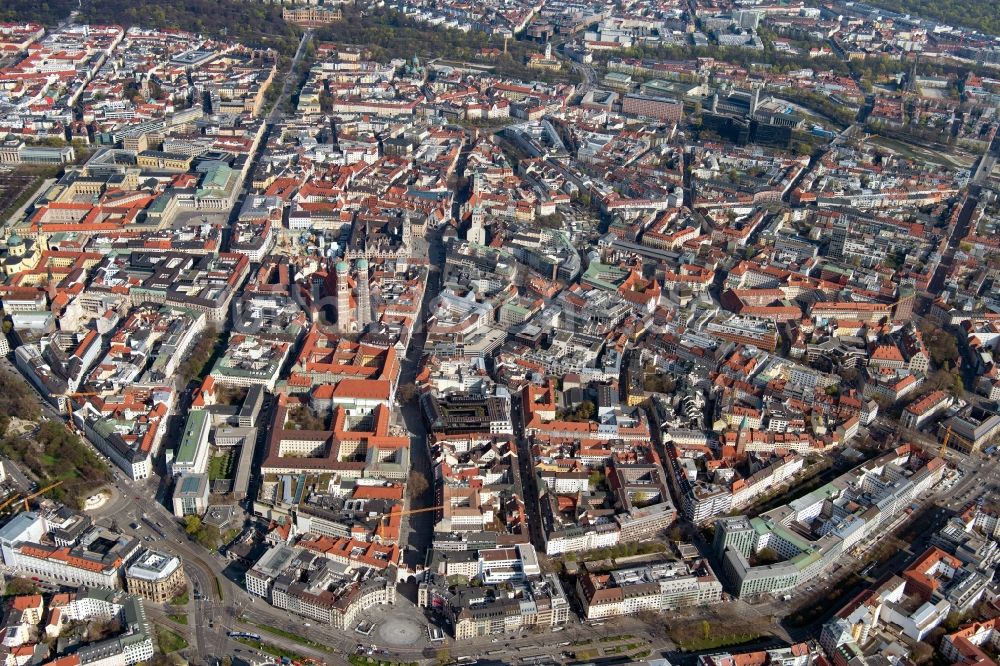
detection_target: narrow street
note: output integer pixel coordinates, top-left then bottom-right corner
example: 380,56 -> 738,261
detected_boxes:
396,225 -> 445,570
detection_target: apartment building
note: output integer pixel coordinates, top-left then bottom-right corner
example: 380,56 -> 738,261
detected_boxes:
577,559 -> 722,619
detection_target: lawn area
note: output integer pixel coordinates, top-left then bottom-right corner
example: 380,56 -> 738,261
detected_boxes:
235,637 -> 310,662
668,619 -> 764,652
0,165 -> 60,224
248,621 -> 325,649
348,657 -> 419,666
167,614 -> 188,625
157,626 -> 188,653
170,591 -> 189,605
208,450 -> 234,481
672,632 -> 763,652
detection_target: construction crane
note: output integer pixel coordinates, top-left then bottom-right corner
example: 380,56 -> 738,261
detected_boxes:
0,494 -> 22,514
57,392 -> 101,430
21,481 -> 62,511
939,424 -> 953,458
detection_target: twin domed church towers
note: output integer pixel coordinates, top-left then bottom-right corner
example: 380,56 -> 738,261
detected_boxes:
334,258 -> 372,333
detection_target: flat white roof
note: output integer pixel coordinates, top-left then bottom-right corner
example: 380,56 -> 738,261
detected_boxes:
126,549 -> 181,581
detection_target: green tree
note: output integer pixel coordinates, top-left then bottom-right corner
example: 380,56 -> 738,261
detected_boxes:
183,515 -> 202,535
0,0 -> 75,24
5,578 -> 38,596
755,547 -> 780,565
857,0 -> 1000,36
943,611 -> 965,632
919,321 -> 959,368
181,326 -> 221,384
588,469 -> 606,488
1,416 -> 110,509
571,400 -> 595,421
194,523 -> 221,550
183,515 -> 221,549
910,641 -> 934,665
80,0 -> 303,57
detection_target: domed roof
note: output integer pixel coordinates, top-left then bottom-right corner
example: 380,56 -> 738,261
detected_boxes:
356,258 -> 369,270
335,260 -> 349,273
6,233 -> 23,247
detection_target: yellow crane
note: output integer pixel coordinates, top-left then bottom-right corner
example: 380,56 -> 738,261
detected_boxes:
0,494 -> 22,513
939,424 -> 953,458
21,481 -> 62,511
58,392 -> 101,430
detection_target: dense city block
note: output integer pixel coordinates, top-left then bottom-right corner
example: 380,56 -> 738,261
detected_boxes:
0,0 -> 1000,665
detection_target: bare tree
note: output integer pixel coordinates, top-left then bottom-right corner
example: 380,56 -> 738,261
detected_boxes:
408,470 -> 430,497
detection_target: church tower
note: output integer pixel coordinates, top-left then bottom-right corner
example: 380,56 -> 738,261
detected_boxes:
356,258 -> 372,327
467,208 -> 486,246
335,260 -> 354,332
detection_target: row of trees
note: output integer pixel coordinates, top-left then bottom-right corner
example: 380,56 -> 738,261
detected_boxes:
312,7 -> 568,83
178,327 -> 220,385
316,6 -> 505,62
864,0 -> 1000,37
601,26 -> 993,102
0,0 -> 75,25
78,0 -> 303,57
562,539 -> 666,562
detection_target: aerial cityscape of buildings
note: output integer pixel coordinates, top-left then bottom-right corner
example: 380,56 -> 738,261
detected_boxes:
0,0 -> 999,664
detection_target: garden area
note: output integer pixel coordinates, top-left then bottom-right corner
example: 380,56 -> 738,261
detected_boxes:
668,619 -> 764,652
0,408 -> 111,510
208,450 -> 235,481
156,626 -> 188,654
